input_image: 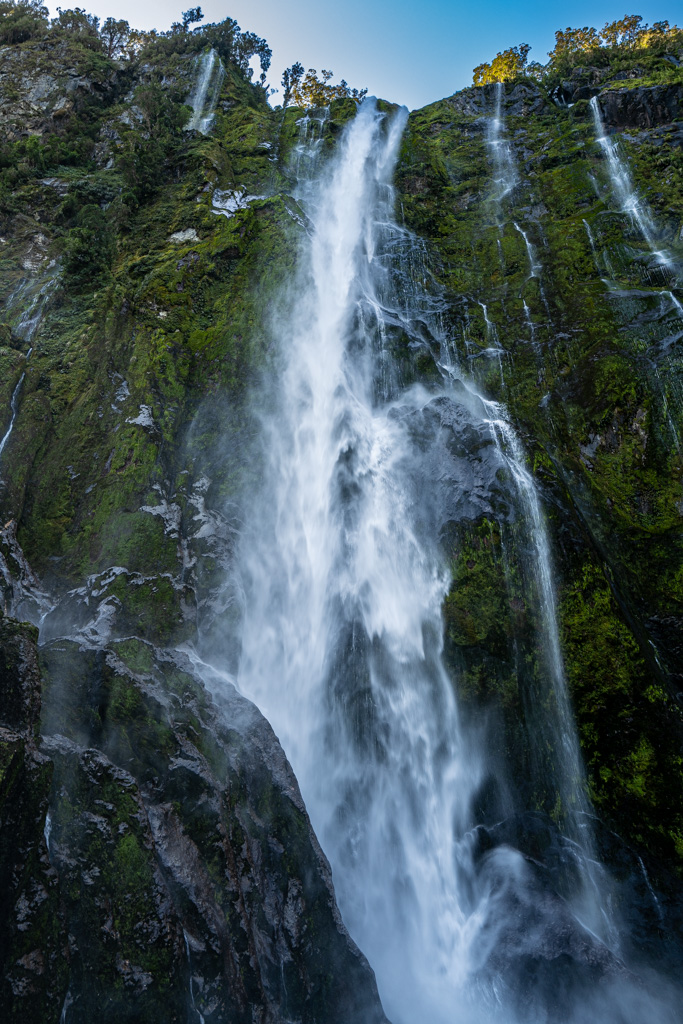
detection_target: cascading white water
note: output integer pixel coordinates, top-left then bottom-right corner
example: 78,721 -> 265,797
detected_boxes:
485,90 -> 551,322
486,82 -> 518,206
0,371 -> 26,460
582,110 -> 682,448
513,221 -> 541,278
186,49 -> 224,134
236,100 -> 492,1023
480,90 -> 613,938
232,98 -> 621,1022
590,96 -> 673,271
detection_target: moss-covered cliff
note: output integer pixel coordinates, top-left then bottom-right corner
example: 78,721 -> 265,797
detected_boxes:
395,51 -> 683,880
0,22 -> 386,1024
0,11 -> 682,1021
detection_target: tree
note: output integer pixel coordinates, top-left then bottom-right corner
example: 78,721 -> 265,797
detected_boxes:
600,14 -> 643,48
52,6 -> 99,33
234,30 -> 271,84
548,25 -> 601,60
200,17 -> 271,83
0,0 -> 49,44
281,65 -> 366,108
51,6 -> 102,49
122,27 -> 158,59
281,61 -> 304,107
472,43 -> 531,86
100,16 -> 129,58
181,7 -> 203,30
635,20 -> 682,48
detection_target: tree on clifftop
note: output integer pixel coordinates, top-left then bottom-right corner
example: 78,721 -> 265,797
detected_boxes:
600,14 -> 643,47
0,0 -> 48,44
280,64 -> 367,107
181,7 -> 203,30
100,16 -> 129,58
472,43 -> 530,85
550,25 -> 601,59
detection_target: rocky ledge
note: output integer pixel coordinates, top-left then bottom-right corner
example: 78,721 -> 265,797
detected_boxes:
0,619 -> 388,1024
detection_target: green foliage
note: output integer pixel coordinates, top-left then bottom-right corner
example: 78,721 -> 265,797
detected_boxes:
100,15 -> 129,58
550,24 -> 601,60
51,6 -> 102,50
473,15 -> 683,85
202,18 -> 271,83
63,203 -> 115,285
135,14 -> 271,85
117,82 -> 187,202
473,43 -> 531,85
0,0 -> 48,44
600,13 -> 645,48
281,63 -> 367,108
181,6 -> 203,30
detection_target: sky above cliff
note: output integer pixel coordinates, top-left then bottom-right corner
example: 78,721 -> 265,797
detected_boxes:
48,2 -> 680,108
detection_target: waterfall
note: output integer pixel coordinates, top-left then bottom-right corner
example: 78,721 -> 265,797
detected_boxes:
183,930 -> 206,1023
586,102 -> 682,448
186,49 -> 224,134
486,82 -> 519,207
0,372 -> 26,461
1,268 -> 58,466
226,98 -> 632,1023
43,809 -> 52,854
485,90 -> 549,319
590,96 -> 673,272
237,100 -> 484,1022
513,220 -> 541,278
479,401 -> 616,940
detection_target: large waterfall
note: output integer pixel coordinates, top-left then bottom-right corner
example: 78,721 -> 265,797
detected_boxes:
230,100 -> 672,1022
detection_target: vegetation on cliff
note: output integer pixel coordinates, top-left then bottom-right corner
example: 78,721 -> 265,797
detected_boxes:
473,13 -> 683,85
0,2 -> 682,1017
397,34 -> 683,877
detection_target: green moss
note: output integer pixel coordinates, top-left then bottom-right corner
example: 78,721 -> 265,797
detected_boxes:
561,562 -> 683,867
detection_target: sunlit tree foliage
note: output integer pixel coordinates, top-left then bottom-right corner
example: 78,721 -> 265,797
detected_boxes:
472,44 -> 530,85
472,13 -> 683,85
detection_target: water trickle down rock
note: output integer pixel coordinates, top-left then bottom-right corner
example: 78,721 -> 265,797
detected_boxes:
185,49 -> 225,135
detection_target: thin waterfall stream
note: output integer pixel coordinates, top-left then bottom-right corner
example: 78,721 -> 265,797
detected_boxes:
0,266 -> 58,466
186,48 -> 224,134
590,95 -> 674,274
486,82 -> 518,208
227,99 -> 635,1022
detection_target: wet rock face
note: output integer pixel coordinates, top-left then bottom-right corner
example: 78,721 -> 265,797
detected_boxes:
597,84 -> 683,129
446,80 -> 548,118
32,638 -> 388,1024
1,618 -> 389,1024
0,618 -> 66,1024
397,65 -> 683,887
0,610 -> 388,1023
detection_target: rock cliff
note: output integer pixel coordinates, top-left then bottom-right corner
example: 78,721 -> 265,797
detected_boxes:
0,14 -> 682,1022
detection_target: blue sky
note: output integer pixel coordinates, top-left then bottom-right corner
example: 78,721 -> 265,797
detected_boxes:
48,2 -> 680,108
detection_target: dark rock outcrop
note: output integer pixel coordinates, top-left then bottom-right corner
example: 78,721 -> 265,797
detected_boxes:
0,617 -> 66,1023
0,616 -> 388,1023
35,637 -> 388,1024
597,84 -> 683,129
446,80 -> 548,117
